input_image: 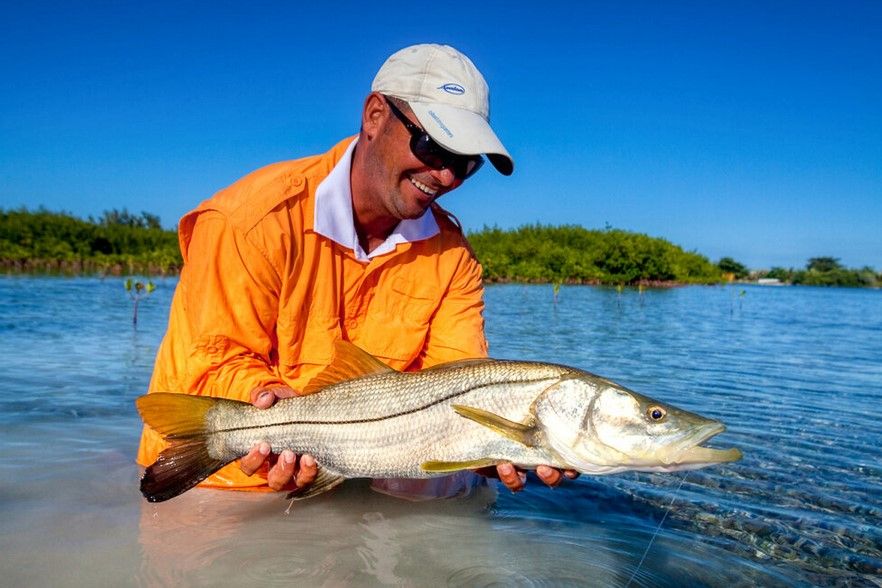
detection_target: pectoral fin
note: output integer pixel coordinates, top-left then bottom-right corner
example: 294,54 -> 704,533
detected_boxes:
420,458 -> 501,473
285,467 -> 347,500
451,404 -> 537,447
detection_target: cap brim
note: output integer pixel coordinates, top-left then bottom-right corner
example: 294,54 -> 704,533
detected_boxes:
408,102 -> 514,176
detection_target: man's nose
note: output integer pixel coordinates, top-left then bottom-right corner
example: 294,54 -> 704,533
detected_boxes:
429,166 -> 460,188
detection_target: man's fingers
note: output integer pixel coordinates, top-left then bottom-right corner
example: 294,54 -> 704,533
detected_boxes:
272,386 -> 298,400
564,469 -> 580,480
295,454 -> 318,489
267,450 -> 297,491
240,442 -> 271,476
496,463 -> 526,492
251,389 -> 277,409
536,465 -> 563,487
250,385 -> 298,409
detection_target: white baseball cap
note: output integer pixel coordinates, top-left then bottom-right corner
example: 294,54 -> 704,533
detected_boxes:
371,44 -> 514,176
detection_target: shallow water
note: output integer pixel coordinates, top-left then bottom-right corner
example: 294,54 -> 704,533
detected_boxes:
0,277 -> 880,586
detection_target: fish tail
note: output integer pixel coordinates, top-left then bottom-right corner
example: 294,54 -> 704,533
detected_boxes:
136,393 -> 239,502
140,439 -> 234,502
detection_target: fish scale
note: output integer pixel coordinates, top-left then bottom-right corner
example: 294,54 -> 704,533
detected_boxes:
211,366 -> 570,478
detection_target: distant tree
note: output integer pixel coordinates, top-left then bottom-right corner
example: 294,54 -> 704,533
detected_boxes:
0,207 -> 181,274
765,267 -> 792,281
467,224 -> 722,285
140,212 -> 162,230
100,208 -> 163,229
806,257 -> 842,272
100,208 -> 137,227
717,257 -> 749,279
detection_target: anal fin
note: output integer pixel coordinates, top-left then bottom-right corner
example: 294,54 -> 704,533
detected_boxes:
285,467 -> 347,500
420,458 -> 501,473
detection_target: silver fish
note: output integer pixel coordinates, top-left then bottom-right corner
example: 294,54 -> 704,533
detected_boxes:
138,341 -> 741,502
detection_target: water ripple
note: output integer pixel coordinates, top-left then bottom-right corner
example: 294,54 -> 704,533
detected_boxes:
1,278 -> 881,585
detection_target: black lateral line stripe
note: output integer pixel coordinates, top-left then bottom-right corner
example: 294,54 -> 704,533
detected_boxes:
204,375 -> 561,436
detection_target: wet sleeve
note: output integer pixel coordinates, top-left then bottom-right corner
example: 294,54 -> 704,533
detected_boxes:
175,211 -> 287,401
418,248 -> 489,367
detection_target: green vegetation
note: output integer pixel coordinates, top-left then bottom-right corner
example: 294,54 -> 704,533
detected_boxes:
759,257 -> 881,287
4,208 -> 878,288
0,207 -> 181,275
717,256 -> 749,279
468,225 -> 723,285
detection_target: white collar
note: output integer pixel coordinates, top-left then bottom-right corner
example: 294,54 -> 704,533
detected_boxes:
313,138 -> 439,262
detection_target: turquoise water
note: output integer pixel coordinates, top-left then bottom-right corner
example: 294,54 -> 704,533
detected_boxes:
0,277 -> 880,586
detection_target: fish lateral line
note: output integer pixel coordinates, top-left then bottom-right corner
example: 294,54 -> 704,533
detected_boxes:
203,375 -> 563,435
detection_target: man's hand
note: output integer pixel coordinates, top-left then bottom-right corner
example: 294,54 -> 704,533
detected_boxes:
478,462 -> 579,492
238,385 -> 318,491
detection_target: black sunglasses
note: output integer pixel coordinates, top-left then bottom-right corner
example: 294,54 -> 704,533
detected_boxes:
384,96 -> 484,180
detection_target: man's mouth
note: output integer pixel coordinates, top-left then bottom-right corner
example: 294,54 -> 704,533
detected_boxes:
409,176 -> 438,197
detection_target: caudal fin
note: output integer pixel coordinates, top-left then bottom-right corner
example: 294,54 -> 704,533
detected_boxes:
140,440 -> 234,502
136,393 -> 239,502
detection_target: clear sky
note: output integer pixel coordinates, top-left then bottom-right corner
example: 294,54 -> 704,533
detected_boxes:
1,1 -> 880,270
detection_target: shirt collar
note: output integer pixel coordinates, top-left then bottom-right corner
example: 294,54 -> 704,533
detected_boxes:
313,138 -> 440,262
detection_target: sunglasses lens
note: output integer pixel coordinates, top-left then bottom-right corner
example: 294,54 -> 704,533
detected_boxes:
411,135 -> 483,180
410,135 -> 444,169
460,156 -> 484,179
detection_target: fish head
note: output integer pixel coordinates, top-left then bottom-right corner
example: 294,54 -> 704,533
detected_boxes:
534,373 -> 742,474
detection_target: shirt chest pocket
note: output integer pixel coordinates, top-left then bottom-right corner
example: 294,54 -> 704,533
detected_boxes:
276,304 -> 339,385
359,275 -> 440,365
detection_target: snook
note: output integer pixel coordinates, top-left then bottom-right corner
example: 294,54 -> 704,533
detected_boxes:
138,341 -> 741,502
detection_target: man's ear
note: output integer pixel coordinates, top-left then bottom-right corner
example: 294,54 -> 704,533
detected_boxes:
361,92 -> 387,140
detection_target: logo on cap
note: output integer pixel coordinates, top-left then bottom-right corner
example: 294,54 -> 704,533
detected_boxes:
439,83 -> 465,95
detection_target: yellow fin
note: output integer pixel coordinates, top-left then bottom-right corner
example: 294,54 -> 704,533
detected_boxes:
302,340 -> 395,395
452,404 -> 537,447
136,392 -> 227,440
420,458 -> 501,473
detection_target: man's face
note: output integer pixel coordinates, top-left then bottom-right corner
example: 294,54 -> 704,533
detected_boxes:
361,97 -> 464,221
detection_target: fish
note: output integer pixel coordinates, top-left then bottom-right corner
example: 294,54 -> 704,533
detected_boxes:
137,340 -> 742,502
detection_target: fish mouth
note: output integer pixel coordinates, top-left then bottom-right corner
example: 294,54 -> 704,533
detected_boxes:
672,422 -> 742,465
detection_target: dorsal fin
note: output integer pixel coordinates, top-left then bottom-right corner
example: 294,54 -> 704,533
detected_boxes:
423,357 -> 494,371
301,340 -> 395,395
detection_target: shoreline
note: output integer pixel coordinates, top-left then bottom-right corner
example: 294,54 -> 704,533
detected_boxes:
3,263 -> 878,289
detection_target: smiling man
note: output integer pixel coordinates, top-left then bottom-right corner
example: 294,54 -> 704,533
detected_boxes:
137,44 -> 575,498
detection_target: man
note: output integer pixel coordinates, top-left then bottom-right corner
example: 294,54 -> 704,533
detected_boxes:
137,43 -> 575,497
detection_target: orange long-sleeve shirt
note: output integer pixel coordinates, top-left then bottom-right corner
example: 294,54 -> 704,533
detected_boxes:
137,137 -> 488,489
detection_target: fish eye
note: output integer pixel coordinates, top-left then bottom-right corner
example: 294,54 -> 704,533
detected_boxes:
647,406 -> 667,421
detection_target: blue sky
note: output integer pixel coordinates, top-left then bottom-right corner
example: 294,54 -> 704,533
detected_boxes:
1,1 -> 880,269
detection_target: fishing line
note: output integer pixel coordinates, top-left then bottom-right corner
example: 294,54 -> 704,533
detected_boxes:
625,472 -> 689,588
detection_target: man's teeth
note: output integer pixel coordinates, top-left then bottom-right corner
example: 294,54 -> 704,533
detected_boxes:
410,177 -> 437,196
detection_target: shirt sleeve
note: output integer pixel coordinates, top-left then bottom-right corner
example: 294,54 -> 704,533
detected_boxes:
416,246 -> 489,367
174,210 -> 287,401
